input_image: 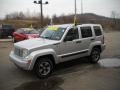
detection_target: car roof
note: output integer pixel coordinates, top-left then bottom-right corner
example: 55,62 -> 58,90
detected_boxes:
77,24 -> 101,27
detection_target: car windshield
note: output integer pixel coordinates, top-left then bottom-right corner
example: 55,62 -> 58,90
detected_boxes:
40,26 -> 66,40
26,30 -> 38,34
31,30 -> 39,34
16,28 -> 38,34
16,29 -> 24,34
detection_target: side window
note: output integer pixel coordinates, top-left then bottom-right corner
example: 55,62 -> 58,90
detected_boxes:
65,28 -> 79,40
81,27 -> 92,38
94,26 -> 102,36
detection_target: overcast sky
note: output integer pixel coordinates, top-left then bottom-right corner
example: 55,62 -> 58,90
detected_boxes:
0,0 -> 120,19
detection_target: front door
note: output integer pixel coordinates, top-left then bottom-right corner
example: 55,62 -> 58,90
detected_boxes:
59,27 -> 80,62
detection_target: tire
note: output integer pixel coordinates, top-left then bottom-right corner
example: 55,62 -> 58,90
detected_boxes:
89,48 -> 100,63
35,57 -> 54,78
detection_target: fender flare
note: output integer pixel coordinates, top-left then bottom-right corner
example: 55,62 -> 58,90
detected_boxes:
88,42 -> 102,55
28,49 -> 57,70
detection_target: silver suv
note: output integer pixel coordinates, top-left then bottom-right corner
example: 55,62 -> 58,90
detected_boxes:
9,24 -> 106,78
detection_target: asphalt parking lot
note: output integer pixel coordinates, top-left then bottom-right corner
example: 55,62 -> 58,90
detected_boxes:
0,31 -> 120,90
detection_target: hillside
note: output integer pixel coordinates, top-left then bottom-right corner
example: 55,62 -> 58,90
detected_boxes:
77,13 -> 120,30
0,13 -> 120,30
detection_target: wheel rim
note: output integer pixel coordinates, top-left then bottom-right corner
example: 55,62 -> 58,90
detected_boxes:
92,50 -> 100,62
38,61 -> 51,76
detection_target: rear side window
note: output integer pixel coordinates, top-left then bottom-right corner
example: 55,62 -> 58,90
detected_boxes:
80,27 -> 92,38
94,26 -> 102,36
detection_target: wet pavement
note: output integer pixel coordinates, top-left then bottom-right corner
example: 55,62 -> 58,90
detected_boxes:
14,77 -> 64,90
99,58 -> 120,68
0,32 -> 120,90
10,58 -> 120,90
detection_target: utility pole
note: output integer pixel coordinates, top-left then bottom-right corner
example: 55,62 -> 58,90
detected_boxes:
34,0 -> 48,28
81,0 -> 83,14
74,0 -> 77,25
40,0 -> 43,28
75,0 -> 77,16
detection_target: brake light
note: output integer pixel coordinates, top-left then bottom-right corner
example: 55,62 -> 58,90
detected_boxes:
102,36 -> 104,44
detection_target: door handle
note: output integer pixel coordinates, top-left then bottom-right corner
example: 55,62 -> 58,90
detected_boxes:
91,38 -> 95,41
76,41 -> 82,43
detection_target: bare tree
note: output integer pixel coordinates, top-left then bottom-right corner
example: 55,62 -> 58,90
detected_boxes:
5,12 -> 25,20
111,11 -> 117,25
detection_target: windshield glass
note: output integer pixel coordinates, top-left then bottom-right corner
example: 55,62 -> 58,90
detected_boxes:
40,26 -> 66,40
16,28 -> 38,34
16,29 -> 24,34
29,30 -> 38,34
24,29 -> 38,34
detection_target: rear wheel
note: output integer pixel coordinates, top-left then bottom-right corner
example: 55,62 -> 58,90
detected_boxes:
35,57 -> 54,78
89,48 -> 100,63
12,37 -> 16,43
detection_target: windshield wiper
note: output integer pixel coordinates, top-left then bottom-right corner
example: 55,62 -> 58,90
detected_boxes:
40,36 -> 50,39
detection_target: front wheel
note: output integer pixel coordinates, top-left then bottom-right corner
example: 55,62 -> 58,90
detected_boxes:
89,48 -> 100,63
35,57 -> 54,78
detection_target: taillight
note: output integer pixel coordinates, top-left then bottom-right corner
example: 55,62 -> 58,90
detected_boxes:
102,36 -> 104,44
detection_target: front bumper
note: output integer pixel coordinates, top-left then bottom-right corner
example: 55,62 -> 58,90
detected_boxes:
9,51 -> 32,70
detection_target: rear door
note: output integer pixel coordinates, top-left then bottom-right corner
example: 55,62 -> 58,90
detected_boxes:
93,26 -> 104,44
78,26 -> 94,53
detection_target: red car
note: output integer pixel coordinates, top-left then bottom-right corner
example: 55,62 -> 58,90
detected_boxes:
13,28 -> 39,42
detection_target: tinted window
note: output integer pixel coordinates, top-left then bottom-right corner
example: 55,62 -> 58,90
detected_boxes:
65,28 -> 79,40
81,27 -> 92,38
94,26 -> 102,36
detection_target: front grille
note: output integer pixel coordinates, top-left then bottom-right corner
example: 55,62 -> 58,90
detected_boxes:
14,47 -> 23,57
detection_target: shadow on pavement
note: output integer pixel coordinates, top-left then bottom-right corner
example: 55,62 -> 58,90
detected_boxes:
13,57 -> 120,90
14,77 -> 64,90
53,57 -> 120,76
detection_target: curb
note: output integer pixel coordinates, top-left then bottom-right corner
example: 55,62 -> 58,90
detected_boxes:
0,39 -> 12,42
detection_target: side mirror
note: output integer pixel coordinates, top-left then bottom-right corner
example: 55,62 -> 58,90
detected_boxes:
64,36 -> 73,42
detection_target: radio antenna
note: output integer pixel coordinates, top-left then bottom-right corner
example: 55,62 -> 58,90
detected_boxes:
74,0 -> 77,26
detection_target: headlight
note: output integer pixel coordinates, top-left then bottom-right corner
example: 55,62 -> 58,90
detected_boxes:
22,49 -> 28,58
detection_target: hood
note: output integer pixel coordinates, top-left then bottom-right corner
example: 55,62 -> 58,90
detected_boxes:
14,38 -> 59,50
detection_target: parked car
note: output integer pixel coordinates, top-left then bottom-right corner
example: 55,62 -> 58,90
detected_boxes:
10,24 -> 106,78
38,28 -> 45,35
0,24 -> 15,38
13,28 -> 39,42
